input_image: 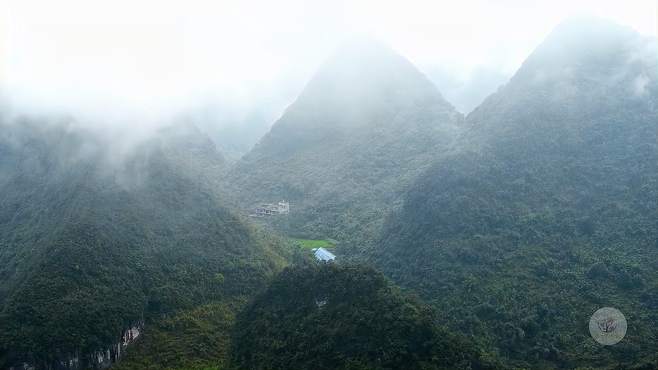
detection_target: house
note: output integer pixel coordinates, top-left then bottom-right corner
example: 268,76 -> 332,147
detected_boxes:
313,247 -> 336,262
252,200 -> 290,217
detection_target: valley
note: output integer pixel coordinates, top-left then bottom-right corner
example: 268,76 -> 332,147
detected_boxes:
0,14 -> 656,370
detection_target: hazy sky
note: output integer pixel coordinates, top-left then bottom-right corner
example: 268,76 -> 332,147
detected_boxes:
1,0 -> 656,119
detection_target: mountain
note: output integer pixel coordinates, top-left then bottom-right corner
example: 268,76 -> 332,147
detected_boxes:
231,263 -> 501,370
373,18 -> 658,369
0,118 -> 290,369
227,39 -> 463,249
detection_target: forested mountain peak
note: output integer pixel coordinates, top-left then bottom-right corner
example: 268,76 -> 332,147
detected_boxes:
484,17 -> 656,103
465,18 -> 657,154
374,19 -> 658,369
228,39 -> 463,247
0,119 -> 287,369
291,37 -> 454,119
232,263 -> 501,370
243,37 -> 463,154
3,2 -> 656,368
519,17 -> 645,70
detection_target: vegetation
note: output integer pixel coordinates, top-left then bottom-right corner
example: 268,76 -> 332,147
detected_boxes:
232,263 -> 501,370
1,18 -> 656,370
226,39 -> 463,254
115,300 -> 243,370
291,238 -> 336,250
373,19 -> 658,369
0,121 -> 291,368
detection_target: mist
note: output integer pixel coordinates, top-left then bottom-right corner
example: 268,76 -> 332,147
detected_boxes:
2,2 -> 658,369
1,0 -> 656,153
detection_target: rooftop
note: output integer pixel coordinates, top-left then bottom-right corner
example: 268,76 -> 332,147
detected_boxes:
313,247 -> 336,262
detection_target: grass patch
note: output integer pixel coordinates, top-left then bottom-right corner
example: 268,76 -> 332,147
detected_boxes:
291,238 -> 336,250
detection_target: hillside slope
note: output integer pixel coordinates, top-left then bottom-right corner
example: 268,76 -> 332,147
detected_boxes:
232,263 -> 501,370
227,39 -> 463,249
0,119 -> 289,369
373,18 -> 658,369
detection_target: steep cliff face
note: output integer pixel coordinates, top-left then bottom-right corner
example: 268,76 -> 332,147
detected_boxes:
373,19 -> 658,369
26,325 -> 143,370
0,119 -> 288,369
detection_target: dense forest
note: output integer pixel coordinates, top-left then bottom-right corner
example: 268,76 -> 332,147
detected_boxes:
226,39 -> 463,250
0,120 -> 290,368
231,263 -> 501,370
0,16 -> 656,370
373,19 -> 658,369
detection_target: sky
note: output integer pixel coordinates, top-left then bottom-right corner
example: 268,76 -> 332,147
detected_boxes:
0,0 -> 656,121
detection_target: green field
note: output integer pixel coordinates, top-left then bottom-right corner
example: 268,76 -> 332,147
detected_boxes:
291,238 -> 336,250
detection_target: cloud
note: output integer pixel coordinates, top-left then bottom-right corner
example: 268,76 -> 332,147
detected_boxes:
0,0 -> 655,126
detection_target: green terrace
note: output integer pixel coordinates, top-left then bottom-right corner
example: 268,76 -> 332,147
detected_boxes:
290,238 -> 337,250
